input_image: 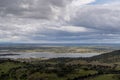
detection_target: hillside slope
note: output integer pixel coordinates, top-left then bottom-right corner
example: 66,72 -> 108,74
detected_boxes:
89,50 -> 120,63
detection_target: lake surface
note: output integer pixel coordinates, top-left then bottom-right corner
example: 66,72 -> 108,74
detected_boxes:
0,52 -> 101,59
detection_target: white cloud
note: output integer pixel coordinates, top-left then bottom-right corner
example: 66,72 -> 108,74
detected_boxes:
0,0 -> 120,43
70,3 -> 120,31
49,26 -> 90,33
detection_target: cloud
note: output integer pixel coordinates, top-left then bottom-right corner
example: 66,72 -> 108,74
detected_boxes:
0,0 -> 120,43
70,3 -> 120,32
0,0 -> 68,19
0,0 -> 95,20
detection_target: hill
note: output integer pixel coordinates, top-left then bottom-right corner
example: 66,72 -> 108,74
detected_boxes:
89,50 -> 120,63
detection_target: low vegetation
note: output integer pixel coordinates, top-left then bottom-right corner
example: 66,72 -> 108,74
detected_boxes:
1,50 -> 120,80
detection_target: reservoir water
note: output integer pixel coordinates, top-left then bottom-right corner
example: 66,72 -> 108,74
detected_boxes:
0,52 -> 101,59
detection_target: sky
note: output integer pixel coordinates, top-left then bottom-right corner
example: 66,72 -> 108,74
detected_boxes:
0,0 -> 120,43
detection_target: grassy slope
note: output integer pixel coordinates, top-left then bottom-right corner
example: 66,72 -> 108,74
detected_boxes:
89,50 -> 120,63
0,61 -> 24,74
90,74 -> 117,80
0,59 -> 98,80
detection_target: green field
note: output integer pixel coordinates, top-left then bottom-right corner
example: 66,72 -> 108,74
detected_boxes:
90,74 -> 120,80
